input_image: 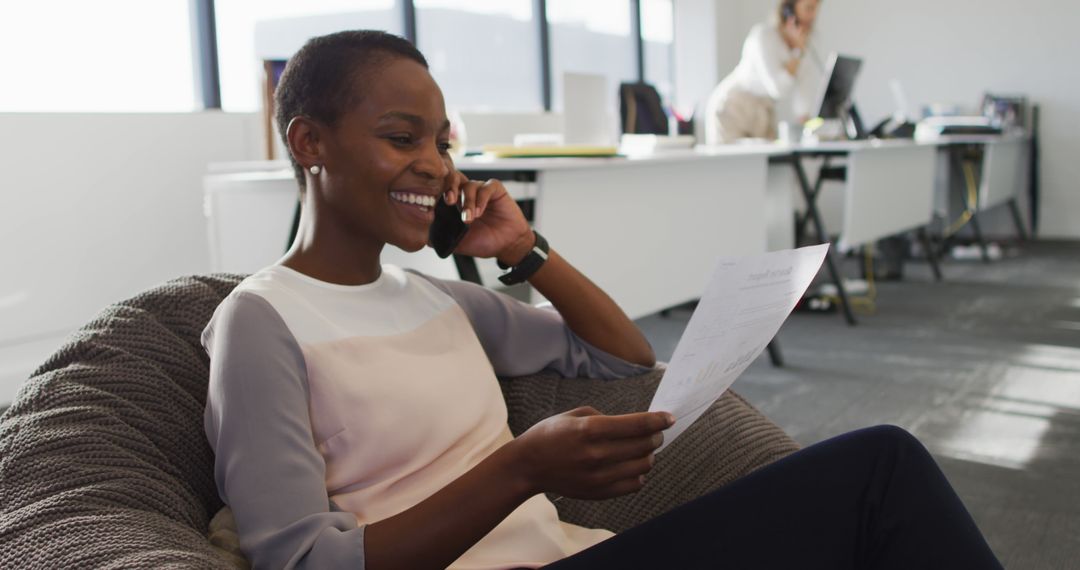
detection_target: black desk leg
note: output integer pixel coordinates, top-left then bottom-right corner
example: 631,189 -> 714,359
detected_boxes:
954,153 -> 992,263
453,255 -> 483,285
968,211 -> 992,263
918,227 -> 944,282
766,340 -> 784,367
793,157 -> 830,246
794,213 -> 809,248
792,157 -> 857,326
1008,198 -> 1028,241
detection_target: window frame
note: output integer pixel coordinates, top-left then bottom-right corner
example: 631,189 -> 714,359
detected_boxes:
195,0 -> 667,112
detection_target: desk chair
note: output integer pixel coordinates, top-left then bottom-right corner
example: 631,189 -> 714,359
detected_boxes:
619,82 -> 669,135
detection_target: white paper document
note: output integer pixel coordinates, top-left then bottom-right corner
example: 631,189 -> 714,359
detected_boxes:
649,244 -> 829,451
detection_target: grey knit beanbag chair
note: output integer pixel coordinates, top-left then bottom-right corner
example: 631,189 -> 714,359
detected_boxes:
0,274 -> 797,568
0,275 -> 243,569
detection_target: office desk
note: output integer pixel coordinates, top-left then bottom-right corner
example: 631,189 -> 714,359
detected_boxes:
787,140 -> 940,250
456,148 -> 782,321
765,139 -> 942,325
204,135 -> 1027,332
927,135 -> 1030,261
203,149 -> 781,323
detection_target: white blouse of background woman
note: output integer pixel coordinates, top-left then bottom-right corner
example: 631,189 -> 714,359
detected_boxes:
719,22 -> 825,124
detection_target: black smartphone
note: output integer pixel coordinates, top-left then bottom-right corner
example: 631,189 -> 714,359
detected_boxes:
429,194 -> 469,258
782,3 -> 797,25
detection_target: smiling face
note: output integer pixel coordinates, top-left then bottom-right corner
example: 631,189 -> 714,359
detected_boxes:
313,56 -> 453,253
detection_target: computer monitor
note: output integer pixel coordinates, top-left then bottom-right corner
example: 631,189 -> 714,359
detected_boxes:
816,54 -> 861,119
814,54 -> 865,138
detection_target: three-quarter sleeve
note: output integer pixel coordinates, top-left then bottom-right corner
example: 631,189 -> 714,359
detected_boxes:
415,274 -> 653,380
745,23 -> 796,100
203,292 -> 367,569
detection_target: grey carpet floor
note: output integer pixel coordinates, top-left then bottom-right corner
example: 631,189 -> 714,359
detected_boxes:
636,240 -> 1080,569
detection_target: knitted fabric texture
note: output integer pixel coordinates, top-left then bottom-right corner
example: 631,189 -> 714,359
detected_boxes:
0,274 -> 798,567
499,368 -> 800,532
0,275 -> 243,569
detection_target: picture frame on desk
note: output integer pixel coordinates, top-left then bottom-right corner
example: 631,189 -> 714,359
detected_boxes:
262,59 -> 289,160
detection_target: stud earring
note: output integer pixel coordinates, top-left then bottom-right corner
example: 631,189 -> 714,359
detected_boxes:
309,165 -> 322,175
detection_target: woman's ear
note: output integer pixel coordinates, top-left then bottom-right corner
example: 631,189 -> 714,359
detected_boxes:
285,116 -> 322,170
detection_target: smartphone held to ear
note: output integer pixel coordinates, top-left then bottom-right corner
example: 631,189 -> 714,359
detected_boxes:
782,3 -> 797,25
429,194 -> 469,258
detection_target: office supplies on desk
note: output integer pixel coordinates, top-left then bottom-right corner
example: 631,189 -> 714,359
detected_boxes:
869,114 -> 916,139
890,79 -> 912,121
916,115 -> 1003,137
649,244 -> 828,450
870,117 -> 916,139
868,79 -> 916,139
513,133 -> 564,147
563,72 -> 615,146
981,93 -> 1027,131
619,134 -> 695,155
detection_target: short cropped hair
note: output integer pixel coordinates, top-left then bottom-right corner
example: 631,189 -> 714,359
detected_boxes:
274,30 -> 429,190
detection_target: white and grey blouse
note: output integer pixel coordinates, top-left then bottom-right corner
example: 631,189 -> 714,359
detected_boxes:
202,264 -> 650,569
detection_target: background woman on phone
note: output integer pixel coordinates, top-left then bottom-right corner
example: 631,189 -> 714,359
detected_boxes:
705,0 -> 825,144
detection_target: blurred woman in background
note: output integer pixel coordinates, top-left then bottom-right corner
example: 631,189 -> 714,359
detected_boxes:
705,0 -> 825,144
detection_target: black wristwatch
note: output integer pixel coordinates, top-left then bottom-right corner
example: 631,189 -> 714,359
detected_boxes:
497,231 -> 549,285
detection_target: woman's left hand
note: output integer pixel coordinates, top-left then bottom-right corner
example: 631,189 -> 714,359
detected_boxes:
443,170 -> 534,264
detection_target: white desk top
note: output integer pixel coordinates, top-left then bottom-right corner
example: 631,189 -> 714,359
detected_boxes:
756,133 -> 1026,155
207,133 -> 1026,179
203,149 -> 779,190
914,132 -> 1030,145
778,138 -> 952,154
455,145 -> 787,172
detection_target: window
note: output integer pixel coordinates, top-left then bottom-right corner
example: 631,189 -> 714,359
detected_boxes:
2,1 -> 671,115
415,0 -> 542,112
0,0 -> 195,112
546,0 -> 637,111
215,0 -> 404,112
641,0 -> 674,102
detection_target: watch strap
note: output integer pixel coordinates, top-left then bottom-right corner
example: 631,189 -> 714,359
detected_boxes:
497,231 -> 549,285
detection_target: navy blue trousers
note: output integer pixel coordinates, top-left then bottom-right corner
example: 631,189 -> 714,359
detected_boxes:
546,425 -> 1002,569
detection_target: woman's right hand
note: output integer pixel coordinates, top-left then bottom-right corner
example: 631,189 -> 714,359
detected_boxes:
507,407 -> 675,500
781,17 -> 809,52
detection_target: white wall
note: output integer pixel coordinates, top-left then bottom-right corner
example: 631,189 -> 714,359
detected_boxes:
715,0 -> 1079,238
0,113 -> 263,405
674,0 -> 746,116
